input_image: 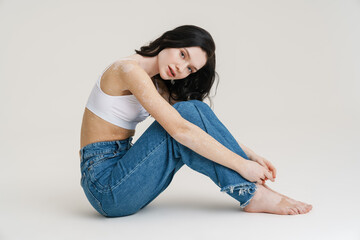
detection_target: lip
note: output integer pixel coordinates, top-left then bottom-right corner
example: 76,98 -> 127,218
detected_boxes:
168,66 -> 175,77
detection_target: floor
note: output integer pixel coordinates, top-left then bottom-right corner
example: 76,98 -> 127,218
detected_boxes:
1,118 -> 359,240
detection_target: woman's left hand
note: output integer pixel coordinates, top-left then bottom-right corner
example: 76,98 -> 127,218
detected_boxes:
250,154 -> 277,181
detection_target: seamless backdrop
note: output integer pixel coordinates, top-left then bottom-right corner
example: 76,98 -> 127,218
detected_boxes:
0,0 -> 359,240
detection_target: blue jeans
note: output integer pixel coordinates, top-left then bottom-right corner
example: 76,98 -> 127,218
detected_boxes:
79,100 -> 257,217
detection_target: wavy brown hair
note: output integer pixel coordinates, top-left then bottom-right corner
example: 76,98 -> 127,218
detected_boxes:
134,25 -> 219,108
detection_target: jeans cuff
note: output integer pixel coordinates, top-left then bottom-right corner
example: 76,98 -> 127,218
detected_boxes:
220,182 -> 257,208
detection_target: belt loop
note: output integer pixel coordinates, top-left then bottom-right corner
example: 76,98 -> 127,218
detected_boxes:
115,140 -> 121,151
128,137 -> 133,148
79,148 -> 84,162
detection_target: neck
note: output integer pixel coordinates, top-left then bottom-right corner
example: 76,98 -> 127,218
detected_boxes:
127,53 -> 159,78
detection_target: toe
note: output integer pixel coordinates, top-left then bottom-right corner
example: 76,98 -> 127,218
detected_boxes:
306,204 -> 313,212
301,205 -> 308,214
300,203 -> 309,214
295,205 -> 302,214
289,208 -> 298,215
300,201 -> 310,214
303,203 -> 313,213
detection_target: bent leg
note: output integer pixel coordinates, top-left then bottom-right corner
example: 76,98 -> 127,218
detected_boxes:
171,100 -> 257,203
102,100 -> 256,217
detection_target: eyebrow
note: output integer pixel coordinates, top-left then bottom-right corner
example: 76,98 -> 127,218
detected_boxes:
185,48 -> 198,72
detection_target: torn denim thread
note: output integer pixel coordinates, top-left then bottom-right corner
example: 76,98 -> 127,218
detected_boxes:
220,183 -> 257,208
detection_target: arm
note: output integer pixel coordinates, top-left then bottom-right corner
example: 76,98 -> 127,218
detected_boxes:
117,61 -> 272,183
236,140 -> 256,160
174,120 -> 274,183
174,124 -> 247,172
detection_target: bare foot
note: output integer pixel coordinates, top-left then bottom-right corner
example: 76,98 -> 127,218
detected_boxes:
243,184 -> 312,215
262,183 -> 313,214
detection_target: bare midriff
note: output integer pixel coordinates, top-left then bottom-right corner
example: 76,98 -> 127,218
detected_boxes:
80,108 -> 135,149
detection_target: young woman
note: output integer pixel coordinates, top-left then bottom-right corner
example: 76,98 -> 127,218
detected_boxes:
79,25 -> 312,217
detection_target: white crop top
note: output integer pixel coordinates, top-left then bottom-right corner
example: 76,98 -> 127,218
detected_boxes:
85,58 -> 159,130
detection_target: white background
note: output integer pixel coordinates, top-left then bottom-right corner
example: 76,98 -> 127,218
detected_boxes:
0,0 -> 359,239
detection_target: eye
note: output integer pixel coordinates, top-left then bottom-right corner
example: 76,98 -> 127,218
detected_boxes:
180,51 -> 185,58
180,50 -> 192,73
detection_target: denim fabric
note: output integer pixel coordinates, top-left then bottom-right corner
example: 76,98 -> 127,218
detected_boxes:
79,100 -> 257,217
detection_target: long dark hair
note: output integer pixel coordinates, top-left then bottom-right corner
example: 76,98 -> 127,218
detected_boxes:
135,25 -> 219,108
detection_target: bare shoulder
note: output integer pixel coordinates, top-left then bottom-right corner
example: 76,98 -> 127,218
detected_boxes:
113,60 -> 187,137
112,59 -> 140,75
98,59 -> 140,96
111,59 -> 150,92
109,60 -> 182,106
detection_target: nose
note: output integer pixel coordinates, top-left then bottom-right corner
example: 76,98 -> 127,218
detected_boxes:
176,62 -> 188,75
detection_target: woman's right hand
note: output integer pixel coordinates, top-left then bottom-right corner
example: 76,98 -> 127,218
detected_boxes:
236,159 -> 274,184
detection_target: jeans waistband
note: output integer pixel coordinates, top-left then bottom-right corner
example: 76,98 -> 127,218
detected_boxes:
79,137 -> 133,161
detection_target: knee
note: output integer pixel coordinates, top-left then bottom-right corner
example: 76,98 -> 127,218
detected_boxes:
173,100 -> 205,122
173,100 -> 208,112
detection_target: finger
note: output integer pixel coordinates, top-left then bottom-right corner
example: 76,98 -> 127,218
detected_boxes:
273,167 -> 277,179
268,167 -> 276,179
264,170 -> 274,182
265,160 -> 276,179
264,158 -> 271,171
255,159 -> 263,166
268,161 -> 277,176
259,160 -> 270,171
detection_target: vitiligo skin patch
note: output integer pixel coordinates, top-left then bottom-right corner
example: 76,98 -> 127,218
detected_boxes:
113,60 -> 136,74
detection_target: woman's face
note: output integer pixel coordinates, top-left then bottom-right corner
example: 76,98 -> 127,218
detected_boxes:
158,46 -> 207,80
